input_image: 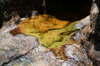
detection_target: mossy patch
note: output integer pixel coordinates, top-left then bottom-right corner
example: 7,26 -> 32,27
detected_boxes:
39,30 -> 64,47
18,14 -> 79,48
48,32 -> 78,59
18,18 -> 39,33
18,18 -> 41,38
50,31 -> 78,49
33,14 -> 70,33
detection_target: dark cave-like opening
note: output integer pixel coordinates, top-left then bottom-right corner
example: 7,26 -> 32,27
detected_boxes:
45,0 -> 92,22
2,0 -> 92,22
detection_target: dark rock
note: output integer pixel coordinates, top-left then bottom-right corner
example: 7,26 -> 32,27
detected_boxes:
0,0 -> 43,28
76,0 -> 100,65
46,0 -> 92,21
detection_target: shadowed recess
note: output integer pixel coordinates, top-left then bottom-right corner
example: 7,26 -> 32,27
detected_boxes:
45,0 -> 92,21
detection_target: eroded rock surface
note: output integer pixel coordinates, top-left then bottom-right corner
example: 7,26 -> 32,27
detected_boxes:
0,22 -> 38,65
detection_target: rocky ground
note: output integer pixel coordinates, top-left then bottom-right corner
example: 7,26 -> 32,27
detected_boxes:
0,15 -> 94,66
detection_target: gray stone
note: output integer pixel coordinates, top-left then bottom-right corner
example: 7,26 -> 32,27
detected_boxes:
75,15 -> 90,29
0,24 -> 38,65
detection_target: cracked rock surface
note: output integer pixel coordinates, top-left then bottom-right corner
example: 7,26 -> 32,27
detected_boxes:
0,22 -> 38,66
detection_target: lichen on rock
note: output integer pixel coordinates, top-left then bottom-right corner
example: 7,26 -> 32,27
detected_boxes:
18,18 -> 39,33
33,14 -> 70,33
18,14 -> 79,49
50,31 -> 78,49
18,18 -> 41,38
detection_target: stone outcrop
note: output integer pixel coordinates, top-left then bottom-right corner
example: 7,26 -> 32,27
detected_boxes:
0,22 -> 38,66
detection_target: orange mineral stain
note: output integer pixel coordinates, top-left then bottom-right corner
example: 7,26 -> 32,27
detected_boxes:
1,57 -> 5,60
